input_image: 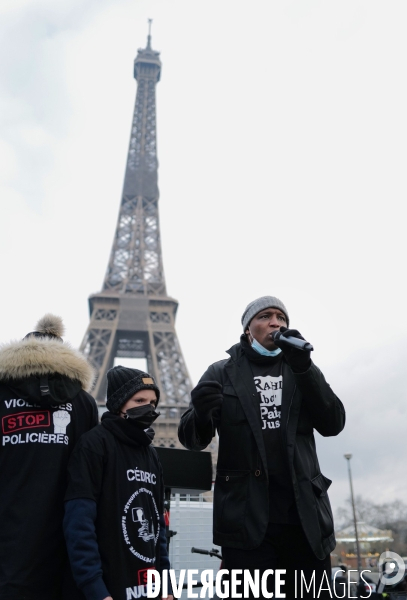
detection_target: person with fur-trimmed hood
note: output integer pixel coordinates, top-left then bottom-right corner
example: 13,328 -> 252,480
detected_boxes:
0,314 -> 98,600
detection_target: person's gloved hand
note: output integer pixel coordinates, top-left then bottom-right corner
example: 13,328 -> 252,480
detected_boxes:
191,380 -> 223,424
273,326 -> 311,373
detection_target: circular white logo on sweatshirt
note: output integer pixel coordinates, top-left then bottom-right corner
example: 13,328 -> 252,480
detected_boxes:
122,487 -> 159,563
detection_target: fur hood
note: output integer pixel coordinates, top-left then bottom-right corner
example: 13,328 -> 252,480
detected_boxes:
0,336 -> 94,392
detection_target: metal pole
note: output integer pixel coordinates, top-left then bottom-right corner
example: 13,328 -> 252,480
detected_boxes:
344,453 -> 362,572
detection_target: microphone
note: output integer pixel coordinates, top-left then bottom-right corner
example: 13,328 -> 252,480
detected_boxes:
272,330 -> 314,352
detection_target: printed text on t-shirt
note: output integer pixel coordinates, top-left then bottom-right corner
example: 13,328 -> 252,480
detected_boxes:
254,375 -> 283,430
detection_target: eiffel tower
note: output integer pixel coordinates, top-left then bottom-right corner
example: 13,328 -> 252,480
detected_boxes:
80,25 -> 193,449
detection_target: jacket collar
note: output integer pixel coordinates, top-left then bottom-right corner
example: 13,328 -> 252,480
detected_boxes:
226,339 -> 245,361
0,337 -> 94,391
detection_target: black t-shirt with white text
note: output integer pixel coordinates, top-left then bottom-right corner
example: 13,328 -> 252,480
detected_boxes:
251,357 -> 283,464
242,339 -> 299,524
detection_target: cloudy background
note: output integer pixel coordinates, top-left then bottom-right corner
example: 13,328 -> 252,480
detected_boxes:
1,0 -> 406,517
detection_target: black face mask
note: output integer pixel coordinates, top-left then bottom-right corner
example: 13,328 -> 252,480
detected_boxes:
123,404 -> 160,428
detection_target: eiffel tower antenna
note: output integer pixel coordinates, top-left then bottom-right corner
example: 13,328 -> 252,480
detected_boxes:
147,18 -> 152,49
80,30 -> 195,450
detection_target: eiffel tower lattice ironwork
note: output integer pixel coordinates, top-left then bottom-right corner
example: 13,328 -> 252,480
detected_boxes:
80,29 -> 194,450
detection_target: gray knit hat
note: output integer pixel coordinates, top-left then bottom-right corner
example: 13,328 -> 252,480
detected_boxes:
106,366 -> 160,413
241,296 -> 289,331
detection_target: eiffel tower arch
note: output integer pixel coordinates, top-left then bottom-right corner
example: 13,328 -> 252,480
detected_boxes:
80,29 -> 199,452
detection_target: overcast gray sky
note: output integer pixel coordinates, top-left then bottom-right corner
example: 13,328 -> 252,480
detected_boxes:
1,0 -> 406,517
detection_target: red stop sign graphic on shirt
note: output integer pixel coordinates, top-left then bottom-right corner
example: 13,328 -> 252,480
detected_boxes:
138,568 -> 156,586
2,411 -> 50,434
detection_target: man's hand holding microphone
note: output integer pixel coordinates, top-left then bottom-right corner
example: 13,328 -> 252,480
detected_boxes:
272,326 -> 313,373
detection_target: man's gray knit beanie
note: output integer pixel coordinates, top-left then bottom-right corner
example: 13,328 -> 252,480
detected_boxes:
241,296 -> 289,331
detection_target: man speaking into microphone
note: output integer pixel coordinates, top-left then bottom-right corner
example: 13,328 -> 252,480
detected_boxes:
178,296 -> 345,599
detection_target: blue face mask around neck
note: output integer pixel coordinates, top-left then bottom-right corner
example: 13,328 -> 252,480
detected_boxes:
249,331 -> 282,357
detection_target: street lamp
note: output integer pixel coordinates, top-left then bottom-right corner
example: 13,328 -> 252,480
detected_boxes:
344,453 -> 362,572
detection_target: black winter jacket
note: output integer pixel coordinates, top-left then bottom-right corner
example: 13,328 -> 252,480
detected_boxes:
0,335 -> 97,600
178,341 -> 345,560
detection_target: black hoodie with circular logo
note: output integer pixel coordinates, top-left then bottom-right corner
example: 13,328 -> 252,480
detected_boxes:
64,412 -> 164,600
